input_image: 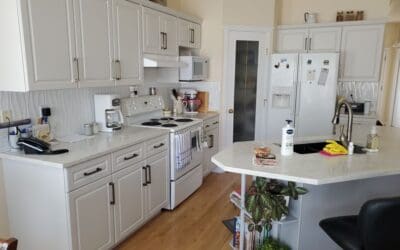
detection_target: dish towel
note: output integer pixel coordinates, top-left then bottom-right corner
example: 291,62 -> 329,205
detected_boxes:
175,130 -> 192,170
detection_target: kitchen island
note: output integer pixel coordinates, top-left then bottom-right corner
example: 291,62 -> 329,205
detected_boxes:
212,126 -> 400,250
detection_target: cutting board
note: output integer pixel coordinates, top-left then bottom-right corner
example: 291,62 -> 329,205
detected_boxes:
197,91 -> 209,113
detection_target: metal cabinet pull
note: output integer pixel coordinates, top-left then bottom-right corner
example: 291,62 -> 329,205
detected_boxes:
205,125 -> 210,128
153,143 -> 164,149
208,134 -> 214,149
146,165 -> 152,184
308,37 -> 312,51
160,32 -> 165,50
305,38 -> 308,51
142,166 -> 148,186
83,167 -> 102,176
212,121 -> 219,125
190,28 -> 195,43
73,57 -> 80,82
124,153 -> 138,161
113,60 -> 121,80
164,33 -> 168,50
109,182 -> 115,205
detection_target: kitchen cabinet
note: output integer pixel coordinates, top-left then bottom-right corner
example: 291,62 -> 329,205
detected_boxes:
68,176 -> 115,250
178,19 -> 201,49
146,153 -> 169,217
276,27 -> 341,53
142,7 -> 178,56
340,24 -> 384,81
73,0 -> 114,87
112,0 -> 143,85
113,163 -> 145,242
202,116 -> 219,177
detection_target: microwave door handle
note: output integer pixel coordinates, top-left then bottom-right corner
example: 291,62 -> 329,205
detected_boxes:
118,109 -> 124,125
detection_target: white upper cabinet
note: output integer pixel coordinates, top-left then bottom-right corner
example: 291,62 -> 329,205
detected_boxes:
308,27 -> 342,52
73,0 -> 114,87
142,7 -> 178,56
160,13 -> 178,55
340,24 -> 384,81
112,0 -> 143,85
178,19 -> 201,49
276,28 -> 308,53
276,27 -> 341,53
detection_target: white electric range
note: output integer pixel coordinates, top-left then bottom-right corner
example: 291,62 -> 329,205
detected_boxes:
121,95 -> 203,210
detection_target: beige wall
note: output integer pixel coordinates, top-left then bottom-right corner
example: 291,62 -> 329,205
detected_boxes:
0,162 -> 9,237
222,0 -> 276,26
278,0 -> 391,25
390,0 -> 400,22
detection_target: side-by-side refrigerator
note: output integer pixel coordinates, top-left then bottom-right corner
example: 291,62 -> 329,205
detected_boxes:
266,53 -> 339,140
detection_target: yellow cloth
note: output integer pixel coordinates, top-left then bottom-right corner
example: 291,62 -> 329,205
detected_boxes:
323,140 -> 348,155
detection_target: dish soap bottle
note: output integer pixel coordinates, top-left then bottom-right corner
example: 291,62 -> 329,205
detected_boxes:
281,120 -> 294,156
366,126 -> 379,151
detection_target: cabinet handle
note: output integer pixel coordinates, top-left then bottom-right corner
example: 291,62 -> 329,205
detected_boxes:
212,121 -> 219,125
164,33 -> 168,50
305,38 -> 308,51
208,134 -> 214,149
124,153 -> 138,160
160,32 -> 165,50
146,165 -> 152,184
142,166 -> 148,186
190,28 -> 195,43
308,37 -> 312,51
83,167 -> 102,176
153,143 -> 164,149
73,57 -> 79,82
205,125 -> 210,128
109,182 -> 115,205
113,60 -> 121,80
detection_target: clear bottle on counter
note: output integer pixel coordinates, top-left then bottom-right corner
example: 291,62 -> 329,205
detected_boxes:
366,126 -> 379,150
348,142 -> 354,155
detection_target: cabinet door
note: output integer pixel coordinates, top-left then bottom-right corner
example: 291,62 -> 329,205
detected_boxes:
112,0 -> 143,85
308,27 -> 341,52
160,13 -> 178,56
113,163 -> 146,242
73,0 -> 114,87
68,176 -> 115,250
191,22 -> 201,49
146,153 -> 168,217
340,25 -> 384,81
142,7 -> 162,54
178,19 -> 191,48
276,28 -> 308,53
20,0 -> 76,90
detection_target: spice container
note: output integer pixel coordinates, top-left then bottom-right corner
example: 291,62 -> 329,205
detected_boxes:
83,123 -> 94,136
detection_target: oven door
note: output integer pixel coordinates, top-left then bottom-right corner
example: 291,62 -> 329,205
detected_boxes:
170,126 -> 203,180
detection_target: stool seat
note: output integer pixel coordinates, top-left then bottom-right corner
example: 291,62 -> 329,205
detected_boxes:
319,216 -> 362,250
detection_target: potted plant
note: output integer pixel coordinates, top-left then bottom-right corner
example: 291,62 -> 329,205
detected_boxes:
245,177 -> 308,234
256,237 -> 290,250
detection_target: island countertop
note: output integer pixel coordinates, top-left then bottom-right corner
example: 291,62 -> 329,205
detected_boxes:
212,125 -> 400,185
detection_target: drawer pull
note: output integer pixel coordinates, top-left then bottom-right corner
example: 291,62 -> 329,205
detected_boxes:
143,166 -> 148,186
153,143 -> 165,149
124,153 -> 139,161
83,167 -> 102,176
109,182 -> 115,205
205,125 -> 210,128
213,121 -> 219,125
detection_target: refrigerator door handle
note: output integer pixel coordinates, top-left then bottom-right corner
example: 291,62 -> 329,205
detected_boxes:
295,81 -> 302,117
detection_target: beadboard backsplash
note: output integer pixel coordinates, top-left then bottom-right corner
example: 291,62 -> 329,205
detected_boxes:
0,86 -> 174,151
337,81 -> 379,111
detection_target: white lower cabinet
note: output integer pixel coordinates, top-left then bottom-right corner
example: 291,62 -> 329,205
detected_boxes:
113,163 -> 146,242
68,176 -> 115,250
68,138 -> 169,249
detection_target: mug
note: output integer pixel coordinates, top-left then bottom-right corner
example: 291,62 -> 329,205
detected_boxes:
304,12 -> 317,24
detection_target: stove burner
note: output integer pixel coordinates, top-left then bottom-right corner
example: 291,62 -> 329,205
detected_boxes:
142,121 -> 161,126
162,123 -> 178,127
175,118 -> 193,122
160,117 -> 175,121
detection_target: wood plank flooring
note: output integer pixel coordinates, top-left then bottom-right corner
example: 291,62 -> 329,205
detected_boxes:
115,173 -> 242,250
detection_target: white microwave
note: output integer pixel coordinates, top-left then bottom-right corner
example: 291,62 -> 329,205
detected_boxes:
179,56 -> 209,81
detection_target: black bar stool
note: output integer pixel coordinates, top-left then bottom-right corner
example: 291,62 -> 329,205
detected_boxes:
319,197 -> 400,250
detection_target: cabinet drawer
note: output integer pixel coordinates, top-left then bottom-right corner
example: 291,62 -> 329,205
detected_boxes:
65,155 -> 112,192
204,116 -> 219,130
146,136 -> 169,157
112,143 -> 145,172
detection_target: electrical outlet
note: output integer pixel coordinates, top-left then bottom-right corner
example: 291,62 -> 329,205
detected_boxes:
0,110 -> 12,123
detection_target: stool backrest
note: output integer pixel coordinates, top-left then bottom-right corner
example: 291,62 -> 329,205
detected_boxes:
359,197 -> 400,250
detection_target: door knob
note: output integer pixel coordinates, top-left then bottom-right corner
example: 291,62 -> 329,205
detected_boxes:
228,108 -> 234,114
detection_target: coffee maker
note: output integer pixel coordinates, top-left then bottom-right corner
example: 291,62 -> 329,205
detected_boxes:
94,94 -> 124,132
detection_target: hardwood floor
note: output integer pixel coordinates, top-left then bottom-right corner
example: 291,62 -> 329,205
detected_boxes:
115,173 -> 242,250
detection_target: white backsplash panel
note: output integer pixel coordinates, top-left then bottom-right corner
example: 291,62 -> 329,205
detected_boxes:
337,81 -> 379,111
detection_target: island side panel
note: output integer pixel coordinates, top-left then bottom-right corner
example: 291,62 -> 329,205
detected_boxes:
298,175 -> 400,250
2,159 -> 70,250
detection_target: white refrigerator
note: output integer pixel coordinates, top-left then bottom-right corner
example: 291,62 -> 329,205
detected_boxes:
266,53 -> 339,140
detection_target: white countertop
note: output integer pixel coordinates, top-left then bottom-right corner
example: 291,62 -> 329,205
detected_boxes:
212,125 -> 400,185
181,111 -> 219,121
0,127 -> 168,168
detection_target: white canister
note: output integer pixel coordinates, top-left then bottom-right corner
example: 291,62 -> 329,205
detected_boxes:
304,12 -> 317,24
364,101 -> 371,115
